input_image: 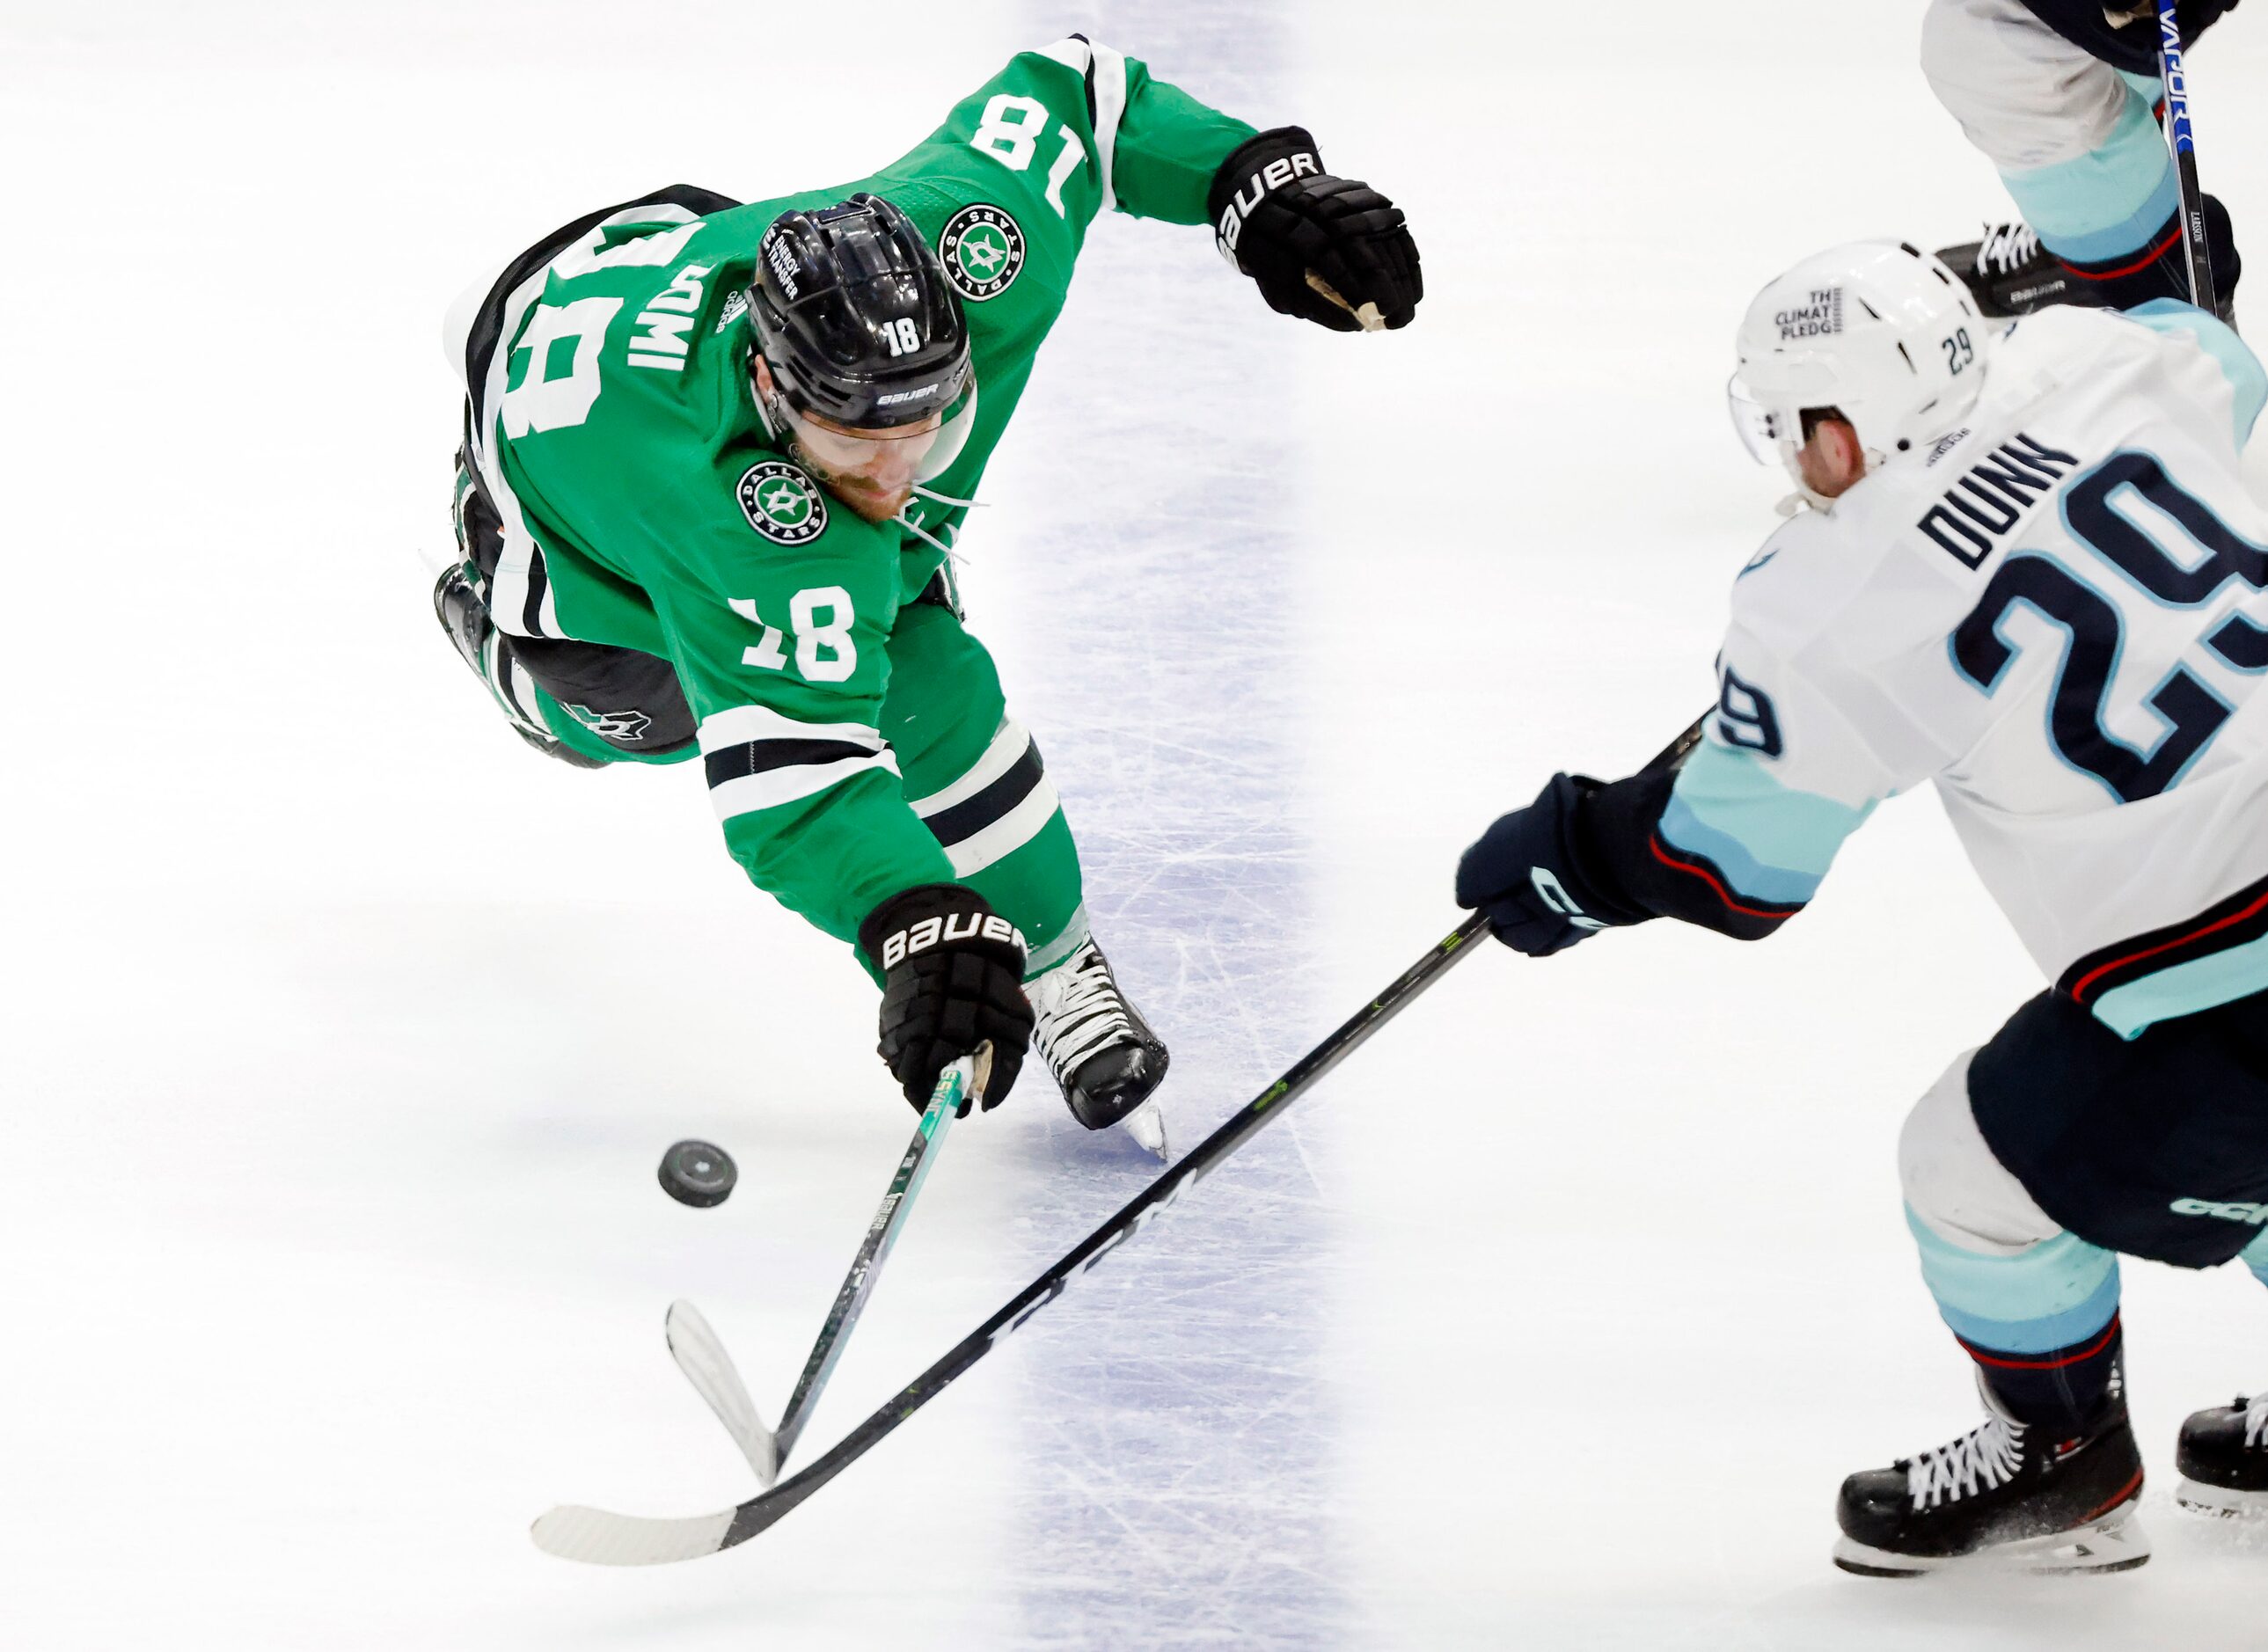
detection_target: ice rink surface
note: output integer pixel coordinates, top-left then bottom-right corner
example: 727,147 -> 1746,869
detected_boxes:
7,1 -> 2268,1645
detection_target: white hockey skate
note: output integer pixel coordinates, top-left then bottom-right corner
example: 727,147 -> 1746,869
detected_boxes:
1028,939 -> 1169,1159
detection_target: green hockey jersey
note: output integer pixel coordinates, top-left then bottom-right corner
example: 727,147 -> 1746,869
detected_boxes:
445,39 -> 1254,944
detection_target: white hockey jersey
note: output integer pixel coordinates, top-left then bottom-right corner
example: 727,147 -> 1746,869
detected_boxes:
1657,302 -> 2268,1038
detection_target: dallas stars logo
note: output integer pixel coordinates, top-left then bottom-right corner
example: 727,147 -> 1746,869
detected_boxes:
563,703 -> 653,742
938,204 -> 1026,303
736,460 -> 828,545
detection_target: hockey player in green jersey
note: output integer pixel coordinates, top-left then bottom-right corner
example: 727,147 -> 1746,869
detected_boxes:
435,35 -> 1422,1151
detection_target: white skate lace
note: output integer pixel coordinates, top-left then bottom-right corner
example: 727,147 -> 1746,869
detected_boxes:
2246,1393 -> 2268,1449
1028,941 -> 1137,1084
1906,1414 -> 2027,1510
1978,221 -> 2043,278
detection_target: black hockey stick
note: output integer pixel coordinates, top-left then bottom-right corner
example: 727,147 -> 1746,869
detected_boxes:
2156,0 -> 2218,315
530,915 -> 1490,1565
1652,713 -> 1706,775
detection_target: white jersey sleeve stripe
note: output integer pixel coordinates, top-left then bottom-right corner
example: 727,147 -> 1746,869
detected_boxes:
907,718 -> 1030,815
1087,42 -> 1128,213
1035,36 -> 1092,75
697,705 -> 885,756
942,774 -> 1060,876
472,272 -> 562,640
1033,36 -> 1126,213
710,750 -> 900,822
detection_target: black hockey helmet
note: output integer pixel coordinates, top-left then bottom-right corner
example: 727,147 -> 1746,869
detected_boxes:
751,194 -> 970,431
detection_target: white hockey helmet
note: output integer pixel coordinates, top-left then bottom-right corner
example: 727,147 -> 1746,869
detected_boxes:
1728,241 -> 1990,506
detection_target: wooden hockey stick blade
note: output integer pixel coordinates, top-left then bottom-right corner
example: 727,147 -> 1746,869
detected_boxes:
665,1299 -> 779,1488
1304,270 -> 1386,332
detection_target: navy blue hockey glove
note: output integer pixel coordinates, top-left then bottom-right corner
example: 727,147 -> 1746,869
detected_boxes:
859,884 -> 1033,1113
1209,128 -> 1421,333
2023,0 -> 2239,76
1455,774 -> 1648,956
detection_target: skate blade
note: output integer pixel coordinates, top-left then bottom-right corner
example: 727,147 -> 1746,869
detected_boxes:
1832,1500 -> 2150,1577
2176,1477 -> 2268,1519
1120,1100 -> 1168,1162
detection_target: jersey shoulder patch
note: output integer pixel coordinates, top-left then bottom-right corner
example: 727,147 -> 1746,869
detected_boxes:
936,202 -> 1028,302
735,459 -> 829,545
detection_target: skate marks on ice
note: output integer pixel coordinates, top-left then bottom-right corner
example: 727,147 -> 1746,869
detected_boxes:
983,4 -> 1345,1642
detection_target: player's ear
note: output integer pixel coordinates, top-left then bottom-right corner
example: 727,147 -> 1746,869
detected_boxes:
1828,416 -> 1868,484
1803,410 -> 1863,488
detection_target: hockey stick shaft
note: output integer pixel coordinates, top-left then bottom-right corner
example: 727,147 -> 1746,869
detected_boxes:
530,913 -> 1489,1562
2156,0 -> 2218,316
535,720 -> 1712,1562
704,915 -> 1489,1550
768,1046 -> 988,1470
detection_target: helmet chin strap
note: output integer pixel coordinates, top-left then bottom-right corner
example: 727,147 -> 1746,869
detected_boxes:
751,367 -> 784,442
759,388 -> 830,483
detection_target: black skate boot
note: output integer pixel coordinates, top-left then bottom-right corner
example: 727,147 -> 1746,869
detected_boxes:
1936,222 -> 2088,319
2175,1392 -> 2268,1517
1028,939 -> 1169,1158
433,564 -> 605,769
1833,1381 -> 2148,1575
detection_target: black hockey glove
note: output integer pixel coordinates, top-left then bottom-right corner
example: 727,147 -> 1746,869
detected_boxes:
858,883 -> 1033,1113
1455,774 -> 1651,957
1209,127 -> 1421,333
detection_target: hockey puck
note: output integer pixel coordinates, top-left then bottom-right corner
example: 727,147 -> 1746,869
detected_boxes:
658,1140 -> 737,1208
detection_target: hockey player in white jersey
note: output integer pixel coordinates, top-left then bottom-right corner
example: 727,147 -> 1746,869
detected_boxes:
1455,242 -> 2268,1572
1925,0 -> 2242,317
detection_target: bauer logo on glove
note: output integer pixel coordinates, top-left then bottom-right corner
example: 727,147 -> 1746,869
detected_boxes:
1213,146 -> 1321,256
1206,126 -> 1423,333
878,910 -> 1025,970
859,885 -> 1034,1113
